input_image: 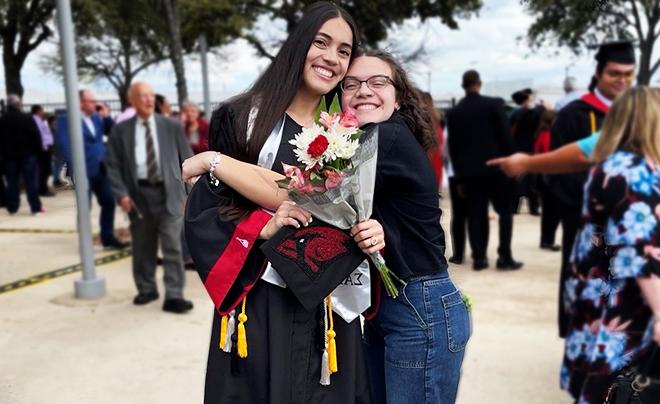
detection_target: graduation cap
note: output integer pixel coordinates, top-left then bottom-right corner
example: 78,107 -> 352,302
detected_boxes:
511,88 -> 533,105
595,41 -> 635,65
260,220 -> 367,312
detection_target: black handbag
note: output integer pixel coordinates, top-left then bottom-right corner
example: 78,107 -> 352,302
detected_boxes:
605,345 -> 660,404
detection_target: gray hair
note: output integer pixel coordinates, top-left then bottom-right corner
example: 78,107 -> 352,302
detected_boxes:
563,76 -> 577,92
6,94 -> 21,108
181,100 -> 199,111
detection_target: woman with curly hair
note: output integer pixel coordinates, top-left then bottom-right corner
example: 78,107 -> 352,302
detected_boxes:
342,50 -> 471,404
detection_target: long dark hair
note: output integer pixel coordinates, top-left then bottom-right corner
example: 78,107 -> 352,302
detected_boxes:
353,50 -> 437,151
230,2 -> 359,163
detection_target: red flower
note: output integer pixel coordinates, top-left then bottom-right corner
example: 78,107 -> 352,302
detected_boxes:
307,134 -> 329,158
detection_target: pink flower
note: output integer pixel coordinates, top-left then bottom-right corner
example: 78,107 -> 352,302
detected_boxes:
282,163 -> 311,192
319,111 -> 341,129
339,108 -> 360,128
307,134 -> 329,158
323,169 -> 344,190
281,163 -> 298,178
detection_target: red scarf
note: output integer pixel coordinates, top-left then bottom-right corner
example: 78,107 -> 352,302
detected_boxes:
580,93 -> 609,114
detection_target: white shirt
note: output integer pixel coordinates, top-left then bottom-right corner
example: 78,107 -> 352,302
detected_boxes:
443,125 -> 454,178
82,114 -> 96,136
594,88 -> 613,108
134,114 -> 162,180
554,90 -> 582,111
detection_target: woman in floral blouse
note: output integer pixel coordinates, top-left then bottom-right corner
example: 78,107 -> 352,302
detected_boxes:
561,86 -> 660,403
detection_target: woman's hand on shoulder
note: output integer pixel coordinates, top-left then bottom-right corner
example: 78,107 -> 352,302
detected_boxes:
259,201 -> 312,240
350,219 -> 385,254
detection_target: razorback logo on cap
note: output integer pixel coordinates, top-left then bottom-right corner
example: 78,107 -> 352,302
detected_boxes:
274,226 -> 351,280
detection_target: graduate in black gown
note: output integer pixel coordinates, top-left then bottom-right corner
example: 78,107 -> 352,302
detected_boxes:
549,41 -> 636,338
181,3 -> 370,403
509,88 -> 543,215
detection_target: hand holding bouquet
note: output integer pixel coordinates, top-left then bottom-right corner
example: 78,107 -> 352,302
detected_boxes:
276,96 -> 404,298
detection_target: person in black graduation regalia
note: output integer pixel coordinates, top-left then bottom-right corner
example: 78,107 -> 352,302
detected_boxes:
549,40 -> 636,338
342,51 -> 471,404
509,88 -> 543,215
181,3 -> 371,403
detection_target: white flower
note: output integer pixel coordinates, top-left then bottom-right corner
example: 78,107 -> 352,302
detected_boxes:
610,246 -> 647,278
621,202 -> 656,243
324,124 -> 359,161
602,152 -> 634,177
289,123 -> 327,170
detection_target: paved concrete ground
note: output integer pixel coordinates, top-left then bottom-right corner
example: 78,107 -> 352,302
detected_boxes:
0,189 -> 572,404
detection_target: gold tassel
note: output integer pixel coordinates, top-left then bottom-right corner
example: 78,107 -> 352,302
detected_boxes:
326,296 -> 338,374
237,297 -> 248,358
219,314 -> 228,349
219,310 -> 235,353
320,297 -> 331,385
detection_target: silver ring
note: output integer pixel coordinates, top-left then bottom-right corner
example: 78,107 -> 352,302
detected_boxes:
370,237 -> 378,246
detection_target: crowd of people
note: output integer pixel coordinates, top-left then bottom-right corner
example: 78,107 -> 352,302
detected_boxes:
0,84 -> 212,313
1,1 -> 658,403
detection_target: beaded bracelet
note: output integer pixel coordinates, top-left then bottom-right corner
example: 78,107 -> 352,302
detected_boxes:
209,152 -> 221,186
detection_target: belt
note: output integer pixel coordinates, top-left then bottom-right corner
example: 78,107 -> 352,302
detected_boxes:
137,179 -> 164,186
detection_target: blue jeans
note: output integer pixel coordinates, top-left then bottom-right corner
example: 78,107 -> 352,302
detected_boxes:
4,156 -> 42,213
364,272 -> 471,404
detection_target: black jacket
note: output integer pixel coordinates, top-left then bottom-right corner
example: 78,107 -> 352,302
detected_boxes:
549,97 -> 606,208
0,106 -> 42,161
446,92 -> 515,178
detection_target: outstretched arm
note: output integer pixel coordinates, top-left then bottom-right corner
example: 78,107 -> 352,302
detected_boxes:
182,150 -> 288,211
486,142 -> 591,177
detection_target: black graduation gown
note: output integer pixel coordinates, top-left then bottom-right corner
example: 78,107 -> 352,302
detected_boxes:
184,104 -> 371,404
548,93 -> 607,338
548,94 -> 607,208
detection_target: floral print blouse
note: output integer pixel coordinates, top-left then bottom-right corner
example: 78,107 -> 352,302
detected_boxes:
561,151 -> 660,404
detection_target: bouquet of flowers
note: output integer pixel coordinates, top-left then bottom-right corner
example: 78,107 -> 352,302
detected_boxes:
276,96 -> 404,298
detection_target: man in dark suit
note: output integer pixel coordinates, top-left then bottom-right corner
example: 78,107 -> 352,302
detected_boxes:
106,82 -> 194,314
446,70 -> 523,271
56,89 -> 126,249
0,94 -> 43,214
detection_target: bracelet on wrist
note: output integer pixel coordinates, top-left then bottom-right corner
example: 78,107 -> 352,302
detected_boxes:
209,152 -> 221,186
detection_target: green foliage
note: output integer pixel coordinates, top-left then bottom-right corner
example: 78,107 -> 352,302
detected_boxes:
522,0 -> 660,84
243,0 -> 482,58
179,0 -> 256,51
328,94 -> 342,115
66,0 -> 169,105
0,0 -> 56,95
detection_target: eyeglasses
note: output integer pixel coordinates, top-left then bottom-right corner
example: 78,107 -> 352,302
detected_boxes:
604,69 -> 636,83
340,75 -> 394,93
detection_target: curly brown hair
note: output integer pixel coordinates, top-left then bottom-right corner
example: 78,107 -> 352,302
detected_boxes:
352,49 -> 437,151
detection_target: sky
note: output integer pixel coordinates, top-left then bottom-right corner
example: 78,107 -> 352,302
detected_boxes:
9,0 -> 657,107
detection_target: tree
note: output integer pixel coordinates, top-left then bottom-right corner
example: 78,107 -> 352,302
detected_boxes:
0,0 -> 56,97
240,0 -> 483,60
159,0 -> 255,106
55,0 -> 168,108
522,0 -> 660,84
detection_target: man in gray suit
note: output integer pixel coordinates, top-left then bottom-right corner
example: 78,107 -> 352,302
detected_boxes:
106,82 -> 194,313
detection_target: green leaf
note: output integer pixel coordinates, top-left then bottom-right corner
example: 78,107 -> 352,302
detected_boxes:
328,93 -> 342,115
310,172 -> 321,181
314,97 -> 327,123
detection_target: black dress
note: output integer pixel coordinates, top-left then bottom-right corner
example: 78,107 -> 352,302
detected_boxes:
184,104 -> 370,404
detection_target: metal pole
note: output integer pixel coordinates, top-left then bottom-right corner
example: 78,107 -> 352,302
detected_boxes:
56,0 -> 106,299
199,35 -> 211,117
